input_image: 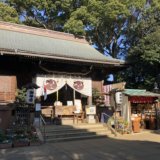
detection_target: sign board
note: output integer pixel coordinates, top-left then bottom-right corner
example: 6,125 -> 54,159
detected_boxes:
86,105 -> 96,115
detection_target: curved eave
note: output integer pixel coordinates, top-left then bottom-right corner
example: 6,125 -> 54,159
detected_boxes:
0,48 -> 125,67
0,21 -> 125,68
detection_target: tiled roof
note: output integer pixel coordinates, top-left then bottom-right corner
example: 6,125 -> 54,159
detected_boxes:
0,21 -> 125,65
123,89 -> 160,97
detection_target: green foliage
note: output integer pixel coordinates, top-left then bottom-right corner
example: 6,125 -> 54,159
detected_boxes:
141,29 -> 160,64
64,0 -> 159,60
92,88 -> 105,106
0,2 -> 19,23
92,88 -> 100,98
116,117 -> 130,134
117,25 -> 160,90
92,88 -> 100,105
64,18 -> 85,35
107,116 -> 114,125
16,88 -> 27,104
115,0 -> 160,90
64,0 -> 132,57
0,129 -> 6,143
7,0 -> 86,30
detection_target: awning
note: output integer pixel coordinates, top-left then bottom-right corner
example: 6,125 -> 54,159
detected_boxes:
129,96 -> 157,103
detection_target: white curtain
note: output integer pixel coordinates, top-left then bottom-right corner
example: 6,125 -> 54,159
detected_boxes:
67,77 -> 92,97
35,75 -> 92,97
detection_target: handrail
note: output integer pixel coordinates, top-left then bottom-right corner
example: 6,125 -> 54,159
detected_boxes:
40,114 -> 46,126
102,113 -> 111,118
101,113 -> 111,124
102,113 -> 117,136
107,117 -> 117,137
39,114 -> 46,143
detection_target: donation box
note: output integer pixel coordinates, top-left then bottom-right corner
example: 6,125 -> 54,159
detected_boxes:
86,105 -> 96,123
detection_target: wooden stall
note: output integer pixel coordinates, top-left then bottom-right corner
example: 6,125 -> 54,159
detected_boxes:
121,89 -> 160,133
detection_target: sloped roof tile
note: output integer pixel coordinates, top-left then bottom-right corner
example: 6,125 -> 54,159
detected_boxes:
0,21 -> 125,65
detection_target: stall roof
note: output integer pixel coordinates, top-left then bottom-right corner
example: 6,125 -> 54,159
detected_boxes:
0,21 -> 125,66
123,89 -> 160,97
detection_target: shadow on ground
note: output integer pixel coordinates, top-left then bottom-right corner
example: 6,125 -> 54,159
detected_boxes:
0,124 -> 160,160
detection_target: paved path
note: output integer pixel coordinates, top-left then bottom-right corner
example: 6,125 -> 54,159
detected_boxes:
0,132 -> 160,160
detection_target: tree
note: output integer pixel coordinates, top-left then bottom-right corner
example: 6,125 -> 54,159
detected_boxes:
64,0 -> 148,58
7,0 -> 148,58
115,1 -> 160,90
0,2 -> 19,23
7,0 -> 87,30
117,26 -> 160,90
7,0 -> 153,58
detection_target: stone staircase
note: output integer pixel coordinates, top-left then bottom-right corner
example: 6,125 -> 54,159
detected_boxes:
44,123 -> 114,143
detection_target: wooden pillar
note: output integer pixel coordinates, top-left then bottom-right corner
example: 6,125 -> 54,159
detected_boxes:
56,90 -> 59,101
88,96 -> 92,106
128,100 -> 133,133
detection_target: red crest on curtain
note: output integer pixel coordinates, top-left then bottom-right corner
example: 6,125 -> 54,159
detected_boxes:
45,79 -> 57,90
73,81 -> 84,90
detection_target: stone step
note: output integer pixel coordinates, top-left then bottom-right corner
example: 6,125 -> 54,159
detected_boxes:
72,124 -> 105,129
45,125 -> 108,132
45,123 -> 105,131
46,130 -> 110,138
46,134 -> 108,143
44,123 -> 113,143
45,127 -> 109,134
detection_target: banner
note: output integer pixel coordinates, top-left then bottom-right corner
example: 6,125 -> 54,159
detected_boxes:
102,84 -> 112,106
102,82 -> 126,106
35,75 -> 92,97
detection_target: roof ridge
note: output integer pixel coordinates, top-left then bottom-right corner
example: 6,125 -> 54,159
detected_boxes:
0,21 -> 87,44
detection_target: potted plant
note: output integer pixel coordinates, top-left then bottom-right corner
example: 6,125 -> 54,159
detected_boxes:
116,117 -> 130,134
29,126 -> 41,146
12,134 -> 30,147
30,135 -> 41,146
0,129 -> 12,149
12,127 -> 30,147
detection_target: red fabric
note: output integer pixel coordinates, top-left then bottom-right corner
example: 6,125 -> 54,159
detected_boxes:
43,83 -> 47,100
129,96 -> 156,103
